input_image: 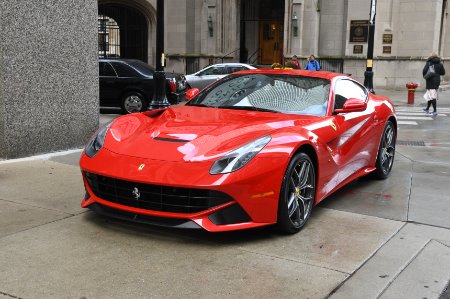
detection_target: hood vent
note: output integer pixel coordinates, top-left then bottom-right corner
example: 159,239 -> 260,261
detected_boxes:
153,137 -> 189,143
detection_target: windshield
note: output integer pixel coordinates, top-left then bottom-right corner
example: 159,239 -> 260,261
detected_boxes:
187,74 -> 330,116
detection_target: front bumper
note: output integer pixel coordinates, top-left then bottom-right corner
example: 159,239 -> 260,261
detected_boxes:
80,148 -> 286,232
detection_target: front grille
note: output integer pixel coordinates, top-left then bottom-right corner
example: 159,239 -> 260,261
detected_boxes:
89,203 -> 201,229
85,172 -> 233,214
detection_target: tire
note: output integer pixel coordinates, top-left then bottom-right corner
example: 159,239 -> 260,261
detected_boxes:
277,152 -> 316,234
121,92 -> 147,114
373,120 -> 396,179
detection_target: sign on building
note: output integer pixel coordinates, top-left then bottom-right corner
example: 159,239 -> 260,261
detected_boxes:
350,20 -> 369,43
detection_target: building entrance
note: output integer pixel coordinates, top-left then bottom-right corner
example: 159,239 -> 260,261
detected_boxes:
98,3 -> 148,62
259,20 -> 283,65
240,0 -> 284,65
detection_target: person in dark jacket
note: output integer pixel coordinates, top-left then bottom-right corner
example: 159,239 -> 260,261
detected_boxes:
291,55 -> 301,69
423,52 -> 445,116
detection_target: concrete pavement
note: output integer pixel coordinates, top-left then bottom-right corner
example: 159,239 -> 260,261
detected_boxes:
1,89 -> 450,298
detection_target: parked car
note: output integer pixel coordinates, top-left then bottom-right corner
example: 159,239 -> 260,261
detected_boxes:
184,63 -> 257,90
99,58 -> 187,114
80,69 -> 397,234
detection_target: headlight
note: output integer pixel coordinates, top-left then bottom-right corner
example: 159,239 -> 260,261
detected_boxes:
210,135 -> 271,174
84,122 -> 112,158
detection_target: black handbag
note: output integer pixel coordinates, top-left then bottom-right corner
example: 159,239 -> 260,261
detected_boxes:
424,64 -> 436,79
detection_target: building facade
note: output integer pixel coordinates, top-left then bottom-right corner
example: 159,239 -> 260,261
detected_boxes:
0,0 -> 447,159
99,0 -> 449,89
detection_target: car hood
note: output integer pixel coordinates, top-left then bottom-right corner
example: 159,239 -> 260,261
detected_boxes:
104,106 -> 320,162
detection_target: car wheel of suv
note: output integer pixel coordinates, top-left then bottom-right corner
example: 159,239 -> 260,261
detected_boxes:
121,92 -> 147,114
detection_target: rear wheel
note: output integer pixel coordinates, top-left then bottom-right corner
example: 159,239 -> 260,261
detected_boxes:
373,120 -> 396,179
277,153 -> 316,234
121,92 -> 147,114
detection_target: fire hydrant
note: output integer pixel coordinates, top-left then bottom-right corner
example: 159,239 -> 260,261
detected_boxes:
406,82 -> 418,105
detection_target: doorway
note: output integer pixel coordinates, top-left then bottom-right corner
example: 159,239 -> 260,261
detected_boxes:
259,20 -> 283,65
98,3 -> 148,62
240,0 -> 285,65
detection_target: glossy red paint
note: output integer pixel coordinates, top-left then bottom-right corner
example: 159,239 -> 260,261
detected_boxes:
80,70 -> 396,232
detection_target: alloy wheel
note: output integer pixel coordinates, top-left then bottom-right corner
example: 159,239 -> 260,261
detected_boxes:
286,157 -> 315,228
380,123 -> 395,175
123,94 -> 143,113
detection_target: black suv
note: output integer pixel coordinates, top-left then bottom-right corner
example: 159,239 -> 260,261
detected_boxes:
99,59 -> 187,114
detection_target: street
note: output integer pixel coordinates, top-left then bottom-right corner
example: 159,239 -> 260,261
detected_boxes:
1,89 -> 450,298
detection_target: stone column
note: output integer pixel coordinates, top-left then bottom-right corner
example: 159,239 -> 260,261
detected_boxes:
0,0 -> 99,159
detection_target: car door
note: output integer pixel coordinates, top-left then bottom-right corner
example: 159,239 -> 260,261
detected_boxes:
191,65 -> 228,90
99,61 -> 119,106
327,79 -> 377,187
109,61 -> 145,103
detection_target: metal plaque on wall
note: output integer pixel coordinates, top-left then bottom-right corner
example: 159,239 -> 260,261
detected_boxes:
350,20 -> 369,43
383,46 -> 392,54
383,34 -> 393,44
353,45 -> 363,54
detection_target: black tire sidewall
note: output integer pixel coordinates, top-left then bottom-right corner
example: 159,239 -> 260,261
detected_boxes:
374,120 -> 396,179
277,152 -> 315,234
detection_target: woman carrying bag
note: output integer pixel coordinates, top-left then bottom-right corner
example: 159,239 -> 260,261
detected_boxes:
423,52 -> 445,116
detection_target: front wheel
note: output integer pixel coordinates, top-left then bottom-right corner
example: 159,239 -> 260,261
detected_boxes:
373,120 -> 396,179
277,153 -> 316,234
121,92 -> 147,114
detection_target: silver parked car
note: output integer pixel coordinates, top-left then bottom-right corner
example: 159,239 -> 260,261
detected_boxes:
185,63 -> 257,90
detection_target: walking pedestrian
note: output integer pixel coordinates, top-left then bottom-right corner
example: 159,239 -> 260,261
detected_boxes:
305,55 -> 320,71
423,51 -> 446,116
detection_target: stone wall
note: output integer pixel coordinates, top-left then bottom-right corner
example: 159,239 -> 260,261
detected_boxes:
0,0 -> 99,159
344,58 -> 449,90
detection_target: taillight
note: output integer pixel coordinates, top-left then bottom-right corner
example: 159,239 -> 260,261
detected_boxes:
168,79 -> 177,92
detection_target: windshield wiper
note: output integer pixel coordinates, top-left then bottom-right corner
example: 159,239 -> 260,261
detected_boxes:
217,106 -> 279,113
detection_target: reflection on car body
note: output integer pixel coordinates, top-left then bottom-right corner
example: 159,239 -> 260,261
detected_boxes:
81,69 -> 397,234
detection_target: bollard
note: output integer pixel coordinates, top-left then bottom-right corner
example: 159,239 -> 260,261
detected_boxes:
406,82 -> 418,105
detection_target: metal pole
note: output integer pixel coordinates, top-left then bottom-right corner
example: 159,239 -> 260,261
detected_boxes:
364,0 -> 376,94
239,1 -> 246,63
149,0 -> 170,109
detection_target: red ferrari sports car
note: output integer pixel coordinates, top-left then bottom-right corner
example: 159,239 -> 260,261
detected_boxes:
80,69 -> 396,234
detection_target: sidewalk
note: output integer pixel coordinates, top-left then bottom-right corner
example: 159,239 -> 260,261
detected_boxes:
1,92 -> 450,298
377,87 -> 450,108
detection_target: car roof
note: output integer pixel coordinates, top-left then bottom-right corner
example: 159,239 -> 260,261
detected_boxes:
205,63 -> 257,68
232,69 -> 347,80
99,58 -> 143,64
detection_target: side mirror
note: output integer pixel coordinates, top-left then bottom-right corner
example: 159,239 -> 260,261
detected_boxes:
334,98 -> 367,114
185,88 -> 200,101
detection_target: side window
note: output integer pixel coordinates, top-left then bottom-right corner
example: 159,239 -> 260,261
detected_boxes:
110,62 -> 140,77
99,62 -> 116,77
334,79 -> 367,109
198,66 -> 226,76
228,66 -> 246,73
197,66 -> 213,76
